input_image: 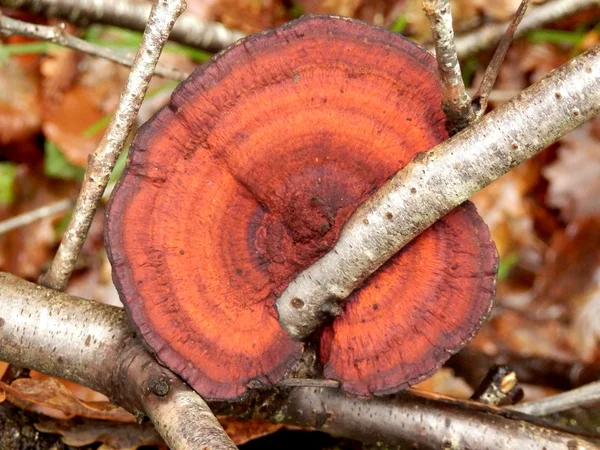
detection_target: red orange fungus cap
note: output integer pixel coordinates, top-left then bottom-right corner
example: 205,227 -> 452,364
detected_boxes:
106,15 -> 498,400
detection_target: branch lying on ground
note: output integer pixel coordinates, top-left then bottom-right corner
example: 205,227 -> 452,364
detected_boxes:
0,198 -> 72,235
3,0 -> 595,60
454,0 -> 600,59
0,0 -> 246,53
423,0 -> 474,134
39,0 -> 184,291
508,380 -> 600,416
0,272 -> 236,449
0,13 -> 187,81
0,272 -> 597,450
275,44 -> 600,340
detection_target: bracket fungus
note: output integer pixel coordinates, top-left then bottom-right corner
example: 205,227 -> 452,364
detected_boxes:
106,15 -> 498,400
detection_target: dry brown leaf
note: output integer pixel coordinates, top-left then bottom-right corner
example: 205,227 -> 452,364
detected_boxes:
471,159 -> 547,263
0,57 -> 42,145
470,309 -> 576,363
0,377 -> 135,422
412,368 -> 473,399
218,417 -> 284,445
544,119 -> 600,222
0,361 -> 8,379
0,163 -> 75,280
214,0 -> 288,32
41,49 -> 128,167
571,279 -> 600,362
36,420 -> 166,450
531,217 -> 600,319
294,0 -> 362,17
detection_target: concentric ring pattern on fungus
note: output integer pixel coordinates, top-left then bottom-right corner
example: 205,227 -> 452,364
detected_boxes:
106,15 -> 498,400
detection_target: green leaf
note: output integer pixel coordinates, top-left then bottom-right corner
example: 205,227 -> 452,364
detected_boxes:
389,16 -> 408,34
108,148 -> 128,187
528,28 -> 586,46
44,141 -> 85,181
289,3 -> 304,18
0,42 -> 61,65
461,57 -> 477,87
82,113 -> 113,138
0,162 -> 17,205
497,252 -> 519,280
82,25 -> 212,62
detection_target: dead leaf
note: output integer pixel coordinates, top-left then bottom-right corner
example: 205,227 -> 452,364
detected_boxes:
571,279 -> 600,362
36,420 -> 166,450
412,368 -> 473,399
0,377 -> 135,422
218,417 -> 284,445
0,361 -> 8,379
0,57 -> 42,145
531,218 -> 600,319
214,0 -> 288,33
41,48 -> 128,167
544,119 -> 600,222
0,162 -> 75,280
471,309 -> 577,364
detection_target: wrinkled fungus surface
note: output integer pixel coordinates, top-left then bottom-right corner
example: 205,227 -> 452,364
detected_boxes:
106,15 -> 497,400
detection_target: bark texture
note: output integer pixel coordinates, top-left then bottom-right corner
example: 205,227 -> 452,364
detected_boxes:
38,0 -> 185,291
0,272 -> 598,449
276,44 -> 600,340
0,0 -> 246,52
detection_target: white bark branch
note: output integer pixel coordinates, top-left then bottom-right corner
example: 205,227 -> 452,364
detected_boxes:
0,198 -> 72,235
0,12 -> 187,81
276,44 -> 600,339
454,0 -> 600,59
423,0 -> 474,134
508,380 -> 600,416
0,272 -> 237,450
0,0 -> 246,53
0,272 -> 596,450
39,0 -> 185,291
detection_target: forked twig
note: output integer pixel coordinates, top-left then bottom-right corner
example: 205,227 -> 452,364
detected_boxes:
423,0 -> 474,135
0,12 -> 187,81
472,0 -> 530,118
39,0 -> 185,291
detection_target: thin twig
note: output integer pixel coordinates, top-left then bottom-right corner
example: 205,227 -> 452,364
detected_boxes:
472,0 -> 530,118
0,272 -> 597,450
276,44 -> 600,340
277,378 -> 340,388
454,0 -> 600,59
0,199 -> 72,235
0,13 -> 187,81
508,380 -> 600,416
423,0 -> 474,135
39,0 -> 185,291
0,0 -> 246,53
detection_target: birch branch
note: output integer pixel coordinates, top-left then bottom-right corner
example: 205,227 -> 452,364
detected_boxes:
423,0 -> 474,134
39,0 -> 185,291
0,272 -> 596,450
508,380 -> 600,416
0,198 -> 72,235
0,0 -> 246,53
454,0 -> 600,59
0,272 -> 236,450
0,12 -> 187,81
276,44 -> 600,339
